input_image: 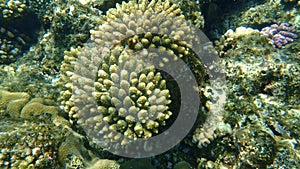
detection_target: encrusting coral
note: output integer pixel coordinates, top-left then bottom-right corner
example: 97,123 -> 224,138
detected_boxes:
0,89 -> 30,117
0,89 -> 59,119
60,0 -> 209,154
198,26 -> 300,168
0,89 -> 120,168
0,89 -> 68,168
0,117 -> 64,168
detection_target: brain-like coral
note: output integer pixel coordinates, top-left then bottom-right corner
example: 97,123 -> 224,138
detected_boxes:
60,0 -> 208,155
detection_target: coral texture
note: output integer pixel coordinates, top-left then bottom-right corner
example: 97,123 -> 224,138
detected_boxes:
0,26 -> 27,64
0,89 -> 72,133
0,117 -> 64,168
0,88 -> 122,168
1,0 -> 299,168
87,159 -> 120,169
261,23 -> 298,48
234,126 -> 276,168
0,89 -> 105,168
0,0 -> 26,19
202,26 -> 300,168
60,0 -> 207,154
0,89 -> 30,117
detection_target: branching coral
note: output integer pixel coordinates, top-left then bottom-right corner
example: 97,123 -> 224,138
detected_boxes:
0,0 -> 26,19
0,26 -> 27,64
59,0 -> 220,157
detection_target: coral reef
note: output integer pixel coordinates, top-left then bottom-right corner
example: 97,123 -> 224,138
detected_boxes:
0,89 -> 121,168
0,0 -> 103,99
0,117 -> 64,168
261,23 -> 298,48
60,0 -> 207,155
0,0 -> 299,168
170,0 -> 204,29
237,0 -> 300,30
201,0 -> 300,40
20,0 -> 103,73
215,26 -> 274,58
0,89 -> 30,117
0,89 -> 64,169
216,26 -> 299,106
0,0 -> 26,19
195,25 -> 300,168
238,0 -> 283,26
234,126 -> 276,168
0,26 -> 27,64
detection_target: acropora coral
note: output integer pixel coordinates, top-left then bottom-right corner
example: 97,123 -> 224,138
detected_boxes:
0,0 -> 299,168
60,0 -> 208,156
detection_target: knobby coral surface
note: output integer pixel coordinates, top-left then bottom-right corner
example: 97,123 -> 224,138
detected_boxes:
60,0 -> 214,155
261,23 -> 298,48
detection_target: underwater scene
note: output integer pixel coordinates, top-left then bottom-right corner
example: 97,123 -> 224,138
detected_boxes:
0,0 -> 299,168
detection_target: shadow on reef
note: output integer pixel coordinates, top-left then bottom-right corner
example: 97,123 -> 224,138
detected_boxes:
200,0 -> 266,40
0,4 -> 40,64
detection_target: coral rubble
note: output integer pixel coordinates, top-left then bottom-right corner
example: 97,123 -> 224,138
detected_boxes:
0,118 -> 63,168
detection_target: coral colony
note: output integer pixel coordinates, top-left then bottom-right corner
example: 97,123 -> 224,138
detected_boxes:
0,26 -> 26,63
261,23 -> 298,48
1,0 -> 300,168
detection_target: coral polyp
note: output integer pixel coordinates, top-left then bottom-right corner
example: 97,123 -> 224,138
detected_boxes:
60,0 -> 206,155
